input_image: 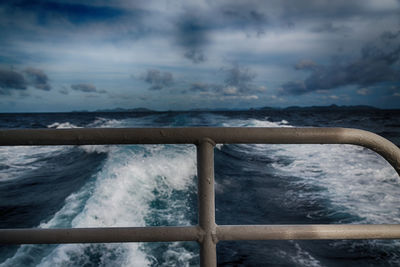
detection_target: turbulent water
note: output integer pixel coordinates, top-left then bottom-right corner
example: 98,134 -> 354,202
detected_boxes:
0,109 -> 399,266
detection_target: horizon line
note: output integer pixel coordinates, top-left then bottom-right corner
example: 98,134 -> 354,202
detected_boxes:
1,104 -> 399,114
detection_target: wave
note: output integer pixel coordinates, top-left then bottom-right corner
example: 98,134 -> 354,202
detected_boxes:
47,122 -> 80,129
0,146 -> 72,182
1,141 -> 198,266
0,117 -> 123,182
217,116 -> 400,265
2,112 -> 400,266
219,116 -> 400,223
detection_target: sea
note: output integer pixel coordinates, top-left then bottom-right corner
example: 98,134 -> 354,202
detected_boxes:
0,108 -> 400,267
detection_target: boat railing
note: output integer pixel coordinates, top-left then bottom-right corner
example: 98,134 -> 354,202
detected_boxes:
1,127 -> 400,267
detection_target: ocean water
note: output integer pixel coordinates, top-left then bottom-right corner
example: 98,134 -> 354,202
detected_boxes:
0,109 -> 399,266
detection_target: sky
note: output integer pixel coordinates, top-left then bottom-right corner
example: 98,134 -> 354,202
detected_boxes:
0,0 -> 400,112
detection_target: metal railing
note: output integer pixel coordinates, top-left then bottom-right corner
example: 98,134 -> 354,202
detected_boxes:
1,127 -> 400,267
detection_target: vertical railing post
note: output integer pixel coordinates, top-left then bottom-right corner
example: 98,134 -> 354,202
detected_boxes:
197,138 -> 217,267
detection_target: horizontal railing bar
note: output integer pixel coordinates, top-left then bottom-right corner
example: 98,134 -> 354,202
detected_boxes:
217,225 -> 400,240
0,127 -> 392,145
0,226 -> 200,244
0,224 -> 400,244
0,127 -> 399,174
3,224 -> 400,244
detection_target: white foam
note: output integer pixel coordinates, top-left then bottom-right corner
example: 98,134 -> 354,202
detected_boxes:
217,116 -> 400,264
218,116 -> 400,224
159,244 -> 197,267
91,116 -> 159,128
291,243 -> 322,267
271,143 -> 400,224
47,122 -> 80,129
276,241 -> 322,267
78,116 -> 157,153
0,146 -> 70,181
0,166 -> 98,267
36,144 -> 197,266
222,117 -> 292,128
0,118 -> 116,182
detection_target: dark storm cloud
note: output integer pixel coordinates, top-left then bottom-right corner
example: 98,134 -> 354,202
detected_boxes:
189,82 -> 215,92
9,0 -> 126,25
212,0 -> 394,30
381,30 -> 400,41
141,69 -> 174,90
275,0 -> 398,22
0,0 -> 147,50
171,0 -> 399,64
24,67 -> 51,91
71,83 -> 106,94
223,64 -> 257,93
280,31 -> 400,95
280,81 -> 308,95
59,87 -> 69,95
176,15 -> 209,63
71,83 -> 96,92
18,91 -> 30,98
0,67 -> 53,95
294,60 -> 318,70
220,8 -> 268,35
311,22 -> 351,33
183,50 -> 206,64
174,6 -> 270,63
188,64 -> 265,99
0,68 -> 27,95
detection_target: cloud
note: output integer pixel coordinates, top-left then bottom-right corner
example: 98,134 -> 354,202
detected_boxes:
2,1 -> 399,110
24,67 -> 51,91
177,1 -> 396,37
183,50 -> 206,64
357,88 -> 371,95
0,68 -> 27,94
221,8 -> 268,35
59,86 -> 69,95
175,15 -> 209,63
187,64 -> 266,100
222,86 -> 239,95
0,1 -> 147,54
279,81 -> 307,95
7,1 -> 126,26
294,60 -> 317,70
223,64 -> 256,92
71,83 -> 106,94
169,0 -> 399,65
280,30 -> 400,95
174,5 -> 270,63
141,69 -> 174,90
71,83 -> 96,92
189,82 -> 217,92
311,22 -> 351,34
18,91 -> 30,98
390,85 -> 400,97
381,30 -> 400,41
0,66 -> 53,95
274,0 -> 399,23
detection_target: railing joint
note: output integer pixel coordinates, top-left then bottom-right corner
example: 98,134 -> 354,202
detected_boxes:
197,137 -> 216,147
211,229 -> 219,244
197,226 -> 206,243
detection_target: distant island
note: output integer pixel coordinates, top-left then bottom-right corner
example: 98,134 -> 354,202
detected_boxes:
278,104 -> 380,111
93,107 -> 156,113
71,104 -> 383,113
71,107 -> 157,113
